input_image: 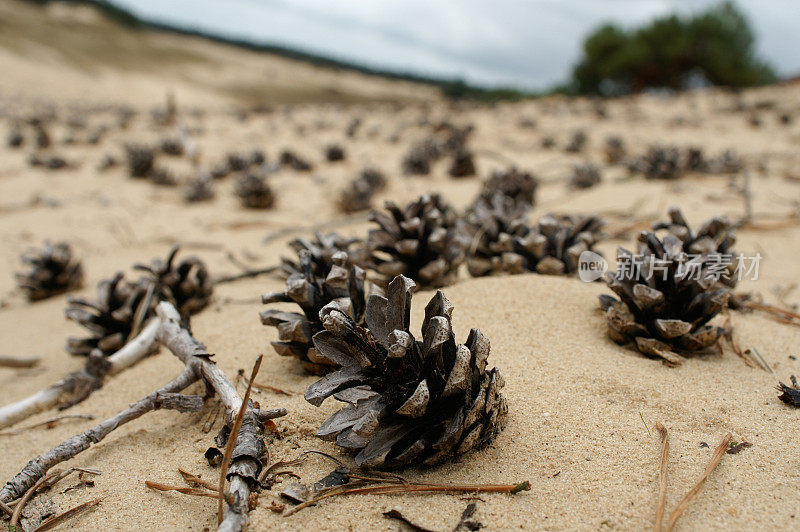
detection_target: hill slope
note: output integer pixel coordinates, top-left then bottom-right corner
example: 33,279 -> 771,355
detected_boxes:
0,0 -> 440,106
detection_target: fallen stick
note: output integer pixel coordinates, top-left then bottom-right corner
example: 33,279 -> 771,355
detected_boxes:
0,366 -> 200,503
0,318 -> 160,430
31,497 -> 102,532
654,423 -> 670,532
0,356 -> 40,368
665,433 -> 732,532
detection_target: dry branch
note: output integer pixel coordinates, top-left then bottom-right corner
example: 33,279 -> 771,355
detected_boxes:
0,318 -> 160,430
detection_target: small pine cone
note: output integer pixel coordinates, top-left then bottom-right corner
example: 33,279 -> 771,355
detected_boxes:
599,231 -> 730,365
261,250 -> 367,375
304,275 -> 507,469
125,145 -> 156,178
637,146 -> 684,180
65,273 -> 151,356
448,150 -> 476,178
149,166 -> 177,187
280,150 -> 313,171
16,241 -> 84,301
134,246 -> 213,318
281,232 -> 361,279
569,163 -> 601,189
512,214 -> 604,275
401,138 -> 440,175
479,167 -> 538,208
325,144 -> 345,162
604,136 -> 626,164
184,175 -> 215,203
235,173 -> 275,209
159,137 -> 184,156
565,130 -> 587,153
337,168 -> 387,214
7,127 -> 24,148
684,148 -> 707,172
465,194 -> 530,276
365,194 -> 468,288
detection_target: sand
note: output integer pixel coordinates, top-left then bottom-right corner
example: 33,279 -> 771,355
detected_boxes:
2,2 -> 800,530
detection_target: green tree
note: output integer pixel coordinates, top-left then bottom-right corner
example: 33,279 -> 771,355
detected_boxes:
571,1 -> 775,95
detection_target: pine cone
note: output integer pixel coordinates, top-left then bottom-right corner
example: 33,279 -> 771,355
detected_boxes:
604,136 -> 626,164
125,145 -> 156,178
184,175 -> 215,203
569,163 -> 601,189
235,173 -> 275,209
337,169 -> 386,214
134,246 -> 213,317
465,194 -> 531,276
281,232 -> 361,278
652,207 -> 737,286
636,146 -> 684,180
65,273 -> 151,357
261,251 -> 367,375
565,130 -> 587,153
365,194 -> 467,288
325,144 -> 345,162
401,138 -> 440,175
599,231 -> 730,365
448,150 -> 476,178
16,242 -> 84,301
304,275 -> 507,469
512,214 -> 604,275
479,167 -> 538,208
280,150 -> 313,172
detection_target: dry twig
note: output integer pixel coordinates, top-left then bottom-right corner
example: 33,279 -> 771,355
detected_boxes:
31,497 -> 102,532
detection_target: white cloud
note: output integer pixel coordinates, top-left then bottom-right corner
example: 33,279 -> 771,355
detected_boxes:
110,0 -> 800,89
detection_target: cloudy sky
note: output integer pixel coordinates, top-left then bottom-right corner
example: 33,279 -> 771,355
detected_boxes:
110,0 -> 799,89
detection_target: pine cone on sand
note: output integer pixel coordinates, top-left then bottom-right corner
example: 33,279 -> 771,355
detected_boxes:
479,167 -> 538,208
235,173 -> 275,209
261,250 -> 367,375
636,146 -> 683,180
325,144 -> 345,162
281,232 -> 361,278
401,138 -> 440,175
448,150 -> 476,178
569,163 -> 601,189
338,169 -> 387,214
599,231 -> 730,365
134,246 -> 213,317
365,194 -> 468,288
16,241 -> 84,301
280,150 -> 313,172
512,214 -> 604,275
65,273 -> 151,357
604,136 -> 626,164
304,275 -> 507,469
125,145 -> 156,178
465,194 -> 531,276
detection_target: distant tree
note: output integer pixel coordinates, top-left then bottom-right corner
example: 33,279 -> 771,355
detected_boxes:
571,1 -> 776,95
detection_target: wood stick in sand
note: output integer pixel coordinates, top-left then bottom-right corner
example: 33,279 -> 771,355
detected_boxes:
654,423 -> 670,532
665,433 -> 733,532
1,303 -> 286,532
0,356 -> 40,368
0,318 -> 160,430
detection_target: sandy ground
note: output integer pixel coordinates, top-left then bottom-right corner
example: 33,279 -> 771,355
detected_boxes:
2,2 -> 800,531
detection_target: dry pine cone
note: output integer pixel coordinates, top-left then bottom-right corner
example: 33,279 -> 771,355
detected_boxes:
512,214 -> 604,275
305,275 -> 507,469
235,173 -> 275,209
465,193 -> 531,276
261,250 -> 366,375
599,231 -> 730,365
134,246 -> 213,317
365,194 -> 467,288
280,232 -> 361,278
16,241 -> 84,301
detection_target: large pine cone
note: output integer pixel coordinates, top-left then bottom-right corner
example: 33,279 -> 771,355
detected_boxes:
280,232 -> 361,279
261,251 -> 367,375
65,273 -> 152,356
599,231 -> 730,365
16,242 -> 84,301
512,214 -> 604,275
134,246 -> 213,317
465,194 -> 531,276
479,167 -> 538,208
365,194 -> 467,288
305,275 -> 507,469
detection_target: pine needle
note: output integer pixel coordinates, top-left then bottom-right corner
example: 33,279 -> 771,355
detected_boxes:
31,498 -> 102,532
178,469 -> 219,491
145,480 -> 218,498
655,422 -> 670,532
665,433 -> 732,532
